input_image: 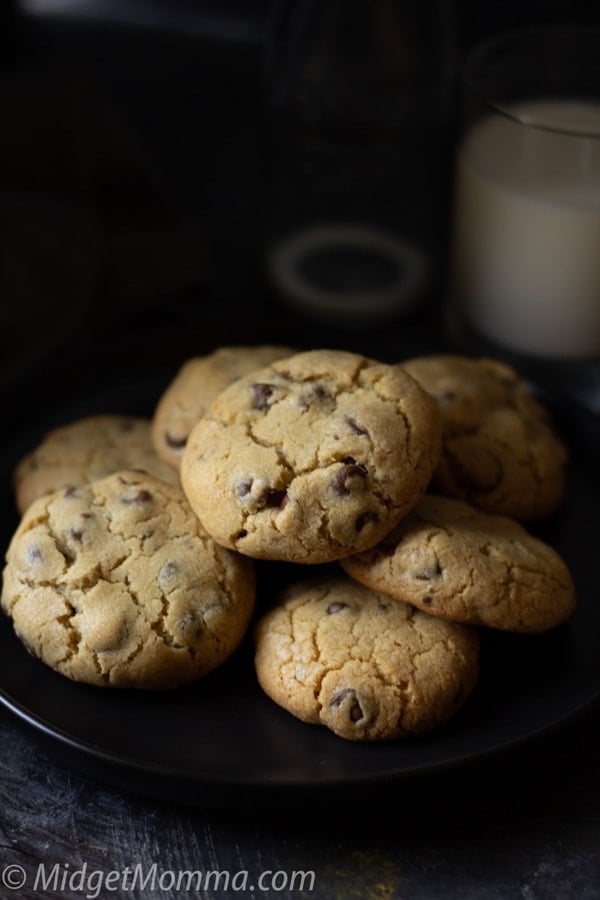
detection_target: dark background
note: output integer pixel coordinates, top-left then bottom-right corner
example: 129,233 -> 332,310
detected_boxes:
2,0 -> 600,387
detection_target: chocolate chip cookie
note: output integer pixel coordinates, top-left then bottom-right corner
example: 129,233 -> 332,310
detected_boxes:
181,349 -> 442,563
254,574 -> 479,741
14,415 -> 179,515
401,355 -> 567,520
341,493 -> 576,633
152,345 -> 295,469
2,470 -> 256,688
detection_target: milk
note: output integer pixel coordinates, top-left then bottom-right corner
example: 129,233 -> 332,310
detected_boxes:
451,100 -> 600,358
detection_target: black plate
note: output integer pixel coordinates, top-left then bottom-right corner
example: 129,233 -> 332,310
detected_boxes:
1,336 -> 599,811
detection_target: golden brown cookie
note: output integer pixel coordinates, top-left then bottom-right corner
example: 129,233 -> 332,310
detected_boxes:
254,574 -> 479,741
152,345 -> 296,468
13,415 -> 179,515
2,470 -> 256,689
341,493 -> 576,633
401,355 -> 567,520
180,348 -> 442,563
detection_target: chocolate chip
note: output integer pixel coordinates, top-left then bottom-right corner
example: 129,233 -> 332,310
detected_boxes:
330,687 -> 352,707
345,416 -> 369,436
329,688 -> 364,722
121,490 -> 153,505
236,479 -> 288,510
70,528 -> 84,543
159,561 -> 179,581
235,480 -> 252,498
250,383 -> 274,411
327,601 -> 348,614
311,384 -> 330,402
176,610 -> 202,638
63,486 -> 78,498
422,595 -> 434,606
165,431 -> 187,449
440,390 -> 456,403
415,561 -> 442,581
269,489 -> 288,508
262,488 -> 288,508
349,701 -> 364,722
331,462 -> 368,496
26,544 -> 43,564
81,512 -> 94,520
355,511 -> 379,532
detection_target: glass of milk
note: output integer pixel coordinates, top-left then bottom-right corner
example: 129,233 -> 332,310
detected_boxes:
449,26 -> 600,360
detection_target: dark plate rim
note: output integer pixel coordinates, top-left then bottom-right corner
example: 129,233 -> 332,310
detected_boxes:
2,683 -> 599,795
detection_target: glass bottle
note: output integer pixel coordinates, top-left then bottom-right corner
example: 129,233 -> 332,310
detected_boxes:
260,0 -> 458,325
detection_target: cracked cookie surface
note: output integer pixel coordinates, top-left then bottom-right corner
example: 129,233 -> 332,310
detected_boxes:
152,344 -> 295,469
254,574 -> 479,741
180,349 -> 442,563
2,470 -> 256,688
401,355 -> 567,520
14,415 -> 179,515
341,494 -> 576,633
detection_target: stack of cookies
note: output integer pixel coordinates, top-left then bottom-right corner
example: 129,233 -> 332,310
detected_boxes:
1,346 -> 576,744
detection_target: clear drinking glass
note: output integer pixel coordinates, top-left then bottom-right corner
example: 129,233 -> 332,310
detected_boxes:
448,26 -> 600,361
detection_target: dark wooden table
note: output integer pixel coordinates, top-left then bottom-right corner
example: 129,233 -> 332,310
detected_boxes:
1,699 -> 598,899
